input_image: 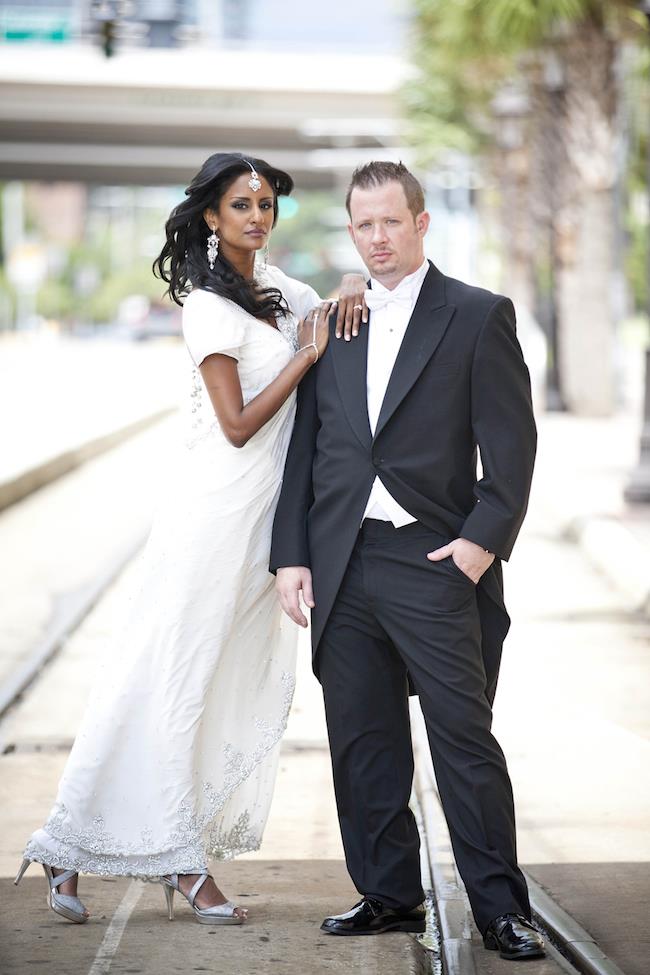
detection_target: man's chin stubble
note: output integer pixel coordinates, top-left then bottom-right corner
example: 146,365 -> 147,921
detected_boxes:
369,261 -> 398,277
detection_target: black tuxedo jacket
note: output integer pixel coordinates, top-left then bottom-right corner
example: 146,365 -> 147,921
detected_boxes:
270,262 -> 537,700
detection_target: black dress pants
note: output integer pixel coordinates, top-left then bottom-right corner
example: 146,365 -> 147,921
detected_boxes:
317,519 -> 531,934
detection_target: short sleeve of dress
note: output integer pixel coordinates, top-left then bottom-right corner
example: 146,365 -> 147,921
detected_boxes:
182,290 -> 246,366
265,265 -> 321,321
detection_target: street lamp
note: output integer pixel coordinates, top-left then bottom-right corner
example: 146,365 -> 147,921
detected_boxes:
536,50 -> 567,412
624,3 -> 650,502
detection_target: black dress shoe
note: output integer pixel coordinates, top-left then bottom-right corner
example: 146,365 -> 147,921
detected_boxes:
483,913 -> 545,960
320,896 -> 426,936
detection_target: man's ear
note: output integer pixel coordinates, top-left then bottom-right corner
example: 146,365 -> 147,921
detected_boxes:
416,211 -> 430,237
347,223 -> 355,243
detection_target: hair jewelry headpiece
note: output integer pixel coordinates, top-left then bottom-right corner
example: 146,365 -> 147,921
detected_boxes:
243,159 -> 262,192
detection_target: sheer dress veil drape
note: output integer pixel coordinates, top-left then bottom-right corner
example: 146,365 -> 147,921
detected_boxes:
23,265 -> 320,877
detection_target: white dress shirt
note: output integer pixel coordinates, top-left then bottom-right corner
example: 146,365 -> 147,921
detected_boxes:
362,258 -> 429,526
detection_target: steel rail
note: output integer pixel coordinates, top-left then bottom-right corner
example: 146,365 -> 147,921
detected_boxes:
411,706 -> 628,975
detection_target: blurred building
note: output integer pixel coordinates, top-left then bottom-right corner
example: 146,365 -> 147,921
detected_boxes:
0,1 -> 483,323
0,0 -> 404,50
0,0 -> 409,187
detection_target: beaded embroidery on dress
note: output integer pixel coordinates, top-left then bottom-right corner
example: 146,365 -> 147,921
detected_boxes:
23,265 -> 321,877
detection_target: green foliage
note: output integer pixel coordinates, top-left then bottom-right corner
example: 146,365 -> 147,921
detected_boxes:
405,0 -> 513,159
269,191 -> 355,296
36,277 -> 75,321
409,0 -> 650,323
0,267 -> 15,329
625,211 -> 648,313
437,0 -> 594,50
407,0 -> 646,162
622,44 -> 650,314
88,262 -> 168,323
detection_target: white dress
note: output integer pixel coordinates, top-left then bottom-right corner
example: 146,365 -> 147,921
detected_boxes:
24,265 -> 320,876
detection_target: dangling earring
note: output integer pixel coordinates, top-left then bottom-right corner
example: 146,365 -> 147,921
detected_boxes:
207,229 -> 220,270
263,241 -> 269,267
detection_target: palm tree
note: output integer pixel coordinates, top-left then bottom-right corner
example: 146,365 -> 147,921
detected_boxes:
407,0 -> 648,415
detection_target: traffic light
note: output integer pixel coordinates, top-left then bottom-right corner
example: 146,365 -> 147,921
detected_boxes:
92,1 -> 121,58
100,18 -> 117,57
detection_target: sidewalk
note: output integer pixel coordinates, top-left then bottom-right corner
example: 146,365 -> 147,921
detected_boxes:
532,408 -> 650,614
0,331 -> 185,509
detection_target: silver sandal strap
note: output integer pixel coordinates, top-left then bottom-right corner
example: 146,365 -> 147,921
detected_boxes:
187,872 -> 208,907
50,869 -> 77,889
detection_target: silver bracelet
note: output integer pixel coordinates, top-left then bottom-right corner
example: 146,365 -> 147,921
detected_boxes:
300,342 -> 319,363
300,310 -> 320,363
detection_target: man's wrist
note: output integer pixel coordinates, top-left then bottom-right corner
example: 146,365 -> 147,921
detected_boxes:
459,534 -> 493,557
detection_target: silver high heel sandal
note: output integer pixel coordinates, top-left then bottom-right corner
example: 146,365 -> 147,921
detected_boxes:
160,871 -> 246,925
15,857 -> 89,923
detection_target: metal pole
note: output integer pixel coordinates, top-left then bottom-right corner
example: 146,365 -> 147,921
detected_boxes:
546,124 -> 565,413
542,53 -> 566,410
624,349 -> 650,502
624,6 -> 650,502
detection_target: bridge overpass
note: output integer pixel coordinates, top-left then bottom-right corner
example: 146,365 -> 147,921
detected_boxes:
0,44 -> 408,187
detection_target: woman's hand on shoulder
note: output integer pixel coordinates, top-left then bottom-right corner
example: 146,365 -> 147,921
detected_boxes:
335,273 -> 368,341
297,300 -> 338,364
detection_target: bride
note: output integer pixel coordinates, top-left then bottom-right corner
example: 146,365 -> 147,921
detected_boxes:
15,152 -> 367,926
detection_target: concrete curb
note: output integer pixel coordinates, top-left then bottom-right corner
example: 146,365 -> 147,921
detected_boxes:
566,514 -> 650,617
0,407 -> 176,512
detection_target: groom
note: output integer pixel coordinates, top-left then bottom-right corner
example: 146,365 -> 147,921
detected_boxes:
270,162 -> 544,961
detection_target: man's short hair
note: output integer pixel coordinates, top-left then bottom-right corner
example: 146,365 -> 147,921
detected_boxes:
345,161 -> 425,221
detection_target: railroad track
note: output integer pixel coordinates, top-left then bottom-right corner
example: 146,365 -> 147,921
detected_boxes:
0,406 -> 177,745
1,570 -> 630,975
410,705 -> 628,975
0,488 -> 635,975
0,532 -> 147,748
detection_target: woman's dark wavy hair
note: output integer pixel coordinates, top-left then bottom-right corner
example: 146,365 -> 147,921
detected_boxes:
153,152 -> 294,319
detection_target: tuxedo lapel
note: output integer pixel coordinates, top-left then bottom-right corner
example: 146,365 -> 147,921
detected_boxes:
329,318 -> 372,450
373,264 -> 455,440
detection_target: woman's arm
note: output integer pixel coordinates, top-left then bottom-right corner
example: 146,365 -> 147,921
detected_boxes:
199,301 -> 334,448
335,272 -> 368,340
270,360 -> 319,625
269,265 -> 367,341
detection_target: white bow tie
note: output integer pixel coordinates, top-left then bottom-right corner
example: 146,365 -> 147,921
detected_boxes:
364,287 -> 413,313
